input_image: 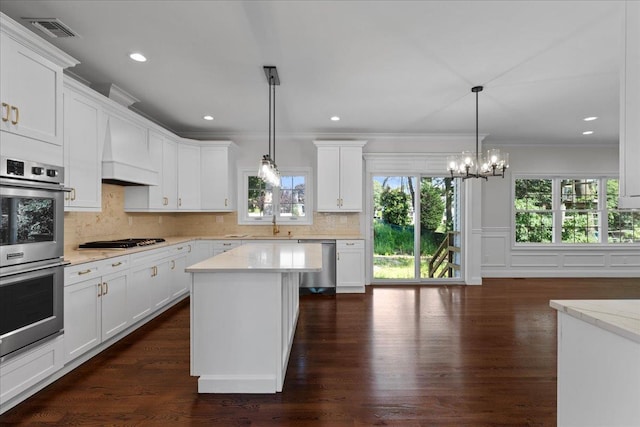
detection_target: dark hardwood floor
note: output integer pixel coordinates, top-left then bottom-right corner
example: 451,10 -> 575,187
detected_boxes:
2,278 -> 639,426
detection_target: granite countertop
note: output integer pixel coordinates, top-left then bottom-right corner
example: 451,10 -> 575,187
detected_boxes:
186,243 -> 323,273
550,299 -> 640,344
65,235 -> 363,266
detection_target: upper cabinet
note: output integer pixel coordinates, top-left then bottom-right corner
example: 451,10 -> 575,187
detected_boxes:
63,78 -> 104,211
177,141 -> 201,210
619,2 -> 640,208
200,141 -> 237,211
0,13 -> 78,165
314,140 -> 367,212
125,130 -> 178,211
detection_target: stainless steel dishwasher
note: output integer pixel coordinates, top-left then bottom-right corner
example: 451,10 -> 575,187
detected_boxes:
297,239 -> 336,295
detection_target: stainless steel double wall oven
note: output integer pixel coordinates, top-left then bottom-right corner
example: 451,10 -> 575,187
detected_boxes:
0,157 -> 66,360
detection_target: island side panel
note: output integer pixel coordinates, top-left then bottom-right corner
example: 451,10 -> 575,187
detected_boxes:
191,271 -> 282,393
557,311 -> 640,426
280,272 -> 300,385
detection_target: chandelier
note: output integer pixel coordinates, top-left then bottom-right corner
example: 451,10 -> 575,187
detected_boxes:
447,86 -> 509,180
258,66 -> 281,187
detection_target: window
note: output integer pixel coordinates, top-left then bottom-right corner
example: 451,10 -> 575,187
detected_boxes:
514,177 -> 639,245
239,168 -> 312,225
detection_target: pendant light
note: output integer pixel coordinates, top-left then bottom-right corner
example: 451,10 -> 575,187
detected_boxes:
258,66 -> 281,187
447,86 -> 509,180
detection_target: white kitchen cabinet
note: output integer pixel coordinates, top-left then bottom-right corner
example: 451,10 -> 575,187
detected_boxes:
0,335 -> 64,408
314,140 -> 367,212
169,244 -> 190,299
64,256 -> 130,363
200,141 -> 237,211
178,142 -> 201,210
0,13 -> 78,165
336,240 -> 365,293
125,131 -> 179,211
63,78 -> 104,211
213,240 -> 243,256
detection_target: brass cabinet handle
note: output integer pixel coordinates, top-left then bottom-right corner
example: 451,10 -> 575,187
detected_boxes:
178,198 -> 182,207
98,282 -> 103,297
78,269 -> 92,275
71,188 -> 76,201
171,260 -> 176,270
346,243 -> 355,246
1,103 -> 9,122
337,253 -> 340,261
337,198 -> 340,207
112,261 -> 122,267
224,198 -> 228,207
177,246 -> 183,250
187,244 -> 192,253
163,197 -> 168,206
10,106 -> 18,125
103,282 -> 109,295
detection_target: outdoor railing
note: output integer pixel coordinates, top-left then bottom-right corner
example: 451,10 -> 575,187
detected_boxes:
428,231 -> 460,278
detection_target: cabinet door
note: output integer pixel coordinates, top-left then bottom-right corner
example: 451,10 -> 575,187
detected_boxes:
64,278 -> 101,363
316,146 -> 341,211
336,241 -> 365,292
100,270 -> 129,340
146,131 -> 165,209
170,255 -> 189,298
0,35 -> 62,145
338,146 -> 363,211
151,259 -> 172,309
201,146 -> 233,210
162,138 -> 179,209
129,265 -> 154,323
63,88 -> 102,210
178,144 -> 201,209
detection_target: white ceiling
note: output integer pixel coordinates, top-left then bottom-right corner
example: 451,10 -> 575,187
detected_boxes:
0,0 -> 624,146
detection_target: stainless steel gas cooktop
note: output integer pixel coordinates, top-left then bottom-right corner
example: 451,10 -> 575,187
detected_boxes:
78,238 -> 166,249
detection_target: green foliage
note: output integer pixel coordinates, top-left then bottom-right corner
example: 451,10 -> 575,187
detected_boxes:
420,180 -> 444,231
374,221 -> 413,255
380,187 -> 411,226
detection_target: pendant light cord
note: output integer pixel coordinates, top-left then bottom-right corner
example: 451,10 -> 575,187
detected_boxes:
475,88 -> 479,171
272,75 -> 276,164
268,74 -> 272,159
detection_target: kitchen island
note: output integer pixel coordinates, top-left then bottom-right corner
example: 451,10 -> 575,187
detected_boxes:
550,299 -> 640,427
186,243 -> 322,393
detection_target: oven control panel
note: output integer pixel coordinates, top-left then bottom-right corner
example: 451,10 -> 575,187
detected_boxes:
0,156 -> 64,184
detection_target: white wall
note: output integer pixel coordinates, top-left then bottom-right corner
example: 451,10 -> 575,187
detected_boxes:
481,144 -> 640,277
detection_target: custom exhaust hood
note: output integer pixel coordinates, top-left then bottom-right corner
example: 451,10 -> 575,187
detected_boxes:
102,114 -> 158,186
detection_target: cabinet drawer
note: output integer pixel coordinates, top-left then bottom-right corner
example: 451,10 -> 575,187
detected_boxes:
66,262 -> 101,285
101,255 -> 129,275
0,335 -> 64,405
337,240 -> 364,250
213,241 -> 242,253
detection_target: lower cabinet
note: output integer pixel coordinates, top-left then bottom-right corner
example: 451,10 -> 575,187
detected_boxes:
336,240 -> 365,293
64,255 -> 130,363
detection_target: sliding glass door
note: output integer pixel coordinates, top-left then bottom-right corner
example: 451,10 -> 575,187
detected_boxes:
372,175 -> 461,282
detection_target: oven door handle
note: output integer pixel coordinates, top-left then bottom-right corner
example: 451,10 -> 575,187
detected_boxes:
0,260 -> 69,278
0,177 -> 68,192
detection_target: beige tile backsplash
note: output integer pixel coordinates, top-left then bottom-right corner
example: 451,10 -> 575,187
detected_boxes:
65,184 -> 360,252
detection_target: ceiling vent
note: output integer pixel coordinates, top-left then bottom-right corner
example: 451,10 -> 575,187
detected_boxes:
23,18 -> 78,38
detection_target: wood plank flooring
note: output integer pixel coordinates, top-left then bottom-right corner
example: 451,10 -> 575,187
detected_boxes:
2,278 -> 639,426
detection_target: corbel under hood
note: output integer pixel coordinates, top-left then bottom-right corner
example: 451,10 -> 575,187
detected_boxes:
102,115 -> 158,186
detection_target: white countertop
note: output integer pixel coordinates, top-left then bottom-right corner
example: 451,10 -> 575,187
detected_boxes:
550,299 -> 640,344
186,243 -> 323,273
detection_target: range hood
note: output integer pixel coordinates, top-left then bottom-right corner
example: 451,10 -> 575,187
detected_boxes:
102,115 -> 158,186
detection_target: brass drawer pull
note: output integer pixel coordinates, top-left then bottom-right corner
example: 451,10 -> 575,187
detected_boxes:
112,261 -> 123,267
78,269 -> 92,275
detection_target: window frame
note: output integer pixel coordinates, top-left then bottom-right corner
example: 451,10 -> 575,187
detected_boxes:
512,175 -> 639,247
238,167 -> 313,225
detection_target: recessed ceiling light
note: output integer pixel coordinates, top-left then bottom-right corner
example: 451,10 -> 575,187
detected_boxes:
582,131 -> 594,135
330,116 -> 340,121
129,52 -> 147,62
583,116 -> 598,121
203,115 -> 214,121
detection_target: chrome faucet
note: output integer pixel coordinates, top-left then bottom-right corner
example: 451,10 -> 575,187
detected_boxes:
272,215 -> 280,235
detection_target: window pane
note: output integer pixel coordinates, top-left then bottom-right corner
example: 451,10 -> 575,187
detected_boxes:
562,212 -> 599,243
609,210 -> 640,243
515,179 -> 552,210
560,179 -> 598,210
278,175 -> 305,218
515,212 -> 553,243
247,176 -> 273,217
